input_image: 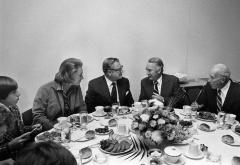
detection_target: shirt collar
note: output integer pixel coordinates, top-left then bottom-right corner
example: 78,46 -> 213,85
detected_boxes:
104,76 -> 115,87
156,76 -> 162,84
219,80 -> 231,94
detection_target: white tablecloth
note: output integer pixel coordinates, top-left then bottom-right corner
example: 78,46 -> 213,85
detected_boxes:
66,109 -> 240,165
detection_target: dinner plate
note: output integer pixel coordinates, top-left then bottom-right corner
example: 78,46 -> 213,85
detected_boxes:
184,151 -> 204,160
99,143 -> 133,155
92,111 -> 107,117
118,108 -> 132,115
163,156 -> 185,165
196,112 -> 217,122
35,130 -> 61,143
54,122 -> 72,130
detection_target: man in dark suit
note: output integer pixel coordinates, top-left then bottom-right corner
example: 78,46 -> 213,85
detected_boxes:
139,57 -> 184,108
195,64 -> 240,121
85,58 -> 134,113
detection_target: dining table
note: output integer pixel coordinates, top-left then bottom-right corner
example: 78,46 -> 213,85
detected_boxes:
51,109 -> 240,165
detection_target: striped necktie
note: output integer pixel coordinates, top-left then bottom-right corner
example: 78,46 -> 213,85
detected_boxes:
153,81 -> 159,95
216,89 -> 222,112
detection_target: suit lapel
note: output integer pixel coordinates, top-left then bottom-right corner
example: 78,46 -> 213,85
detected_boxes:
100,76 -> 112,103
146,79 -> 154,98
160,74 -> 167,96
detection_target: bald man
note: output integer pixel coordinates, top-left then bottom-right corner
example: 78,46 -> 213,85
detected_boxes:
196,64 -> 240,121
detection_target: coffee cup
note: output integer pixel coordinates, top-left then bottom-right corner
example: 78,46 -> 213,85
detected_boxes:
95,106 -> 104,115
164,146 -> 181,163
187,141 -> 202,157
57,117 -> 68,124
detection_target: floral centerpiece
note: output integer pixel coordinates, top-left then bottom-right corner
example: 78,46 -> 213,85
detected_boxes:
131,106 -> 192,148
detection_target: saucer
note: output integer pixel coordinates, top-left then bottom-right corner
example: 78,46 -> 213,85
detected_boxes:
163,156 -> 185,165
92,111 -> 107,117
184,151 -> 204,160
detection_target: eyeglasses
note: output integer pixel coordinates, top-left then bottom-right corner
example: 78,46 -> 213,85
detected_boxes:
109,66 -> 123,72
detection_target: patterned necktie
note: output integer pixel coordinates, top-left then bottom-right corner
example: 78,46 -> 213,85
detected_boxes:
216,89 -> 222,112
153,81 -> 159,95
111,82 -> 117,103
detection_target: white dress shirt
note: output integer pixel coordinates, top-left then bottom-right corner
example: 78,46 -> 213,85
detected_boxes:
105,76 -> 119,103
155,76 -> 163,95
219,80 -> 231,105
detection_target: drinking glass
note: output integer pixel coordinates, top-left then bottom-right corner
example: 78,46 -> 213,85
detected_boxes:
104,106 -> 112,119
217,111 -> 226,129
112,103 -> 120,118
92,152 -> 109,165
70,114 -> 80,130
80,112 -> 88,130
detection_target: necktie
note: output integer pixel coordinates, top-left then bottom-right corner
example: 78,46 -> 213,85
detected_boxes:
111,82 -> 117,103
216,89 -> 222,112
153,81 -> 159,95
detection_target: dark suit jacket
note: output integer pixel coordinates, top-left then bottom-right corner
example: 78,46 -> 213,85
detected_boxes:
139,74 -> 183,107
198,80 -> 240,121
85,76 -> 134,113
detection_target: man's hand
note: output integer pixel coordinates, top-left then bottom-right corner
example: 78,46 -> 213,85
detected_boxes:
8,132 -> 31,150
32,124 -> 42,131
152,93 -> 164,103
191,101 -> 204,111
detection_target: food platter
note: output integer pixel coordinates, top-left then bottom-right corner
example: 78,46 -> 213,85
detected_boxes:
196,111 -> 217,122
99,143 -> 133,155
69,114 -> 94,123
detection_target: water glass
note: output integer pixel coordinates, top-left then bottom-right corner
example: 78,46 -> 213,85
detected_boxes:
112,103 -> 120,118
80,113 -> 88,130
92,152 -> 109,165
217,111 -> 226,129
117,121 -> 129,136
183,105 -> 192,119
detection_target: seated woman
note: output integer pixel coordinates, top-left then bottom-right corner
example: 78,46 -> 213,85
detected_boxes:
0,76 -> 41,152
14,141 -> 77,165
33,58 -> 87,131
0,104 -> 31,160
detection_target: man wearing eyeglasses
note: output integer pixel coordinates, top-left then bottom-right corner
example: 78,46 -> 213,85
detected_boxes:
193,63 -> 240,121
85,57 -> 134,113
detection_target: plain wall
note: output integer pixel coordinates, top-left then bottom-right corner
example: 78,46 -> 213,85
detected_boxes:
1,0 -> 240,112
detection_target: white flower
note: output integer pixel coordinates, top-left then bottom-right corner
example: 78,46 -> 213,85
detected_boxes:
153,114 -> 159,119
140,114 -> 150,122
151,130 -> 163,144
157,118 -> 166,125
